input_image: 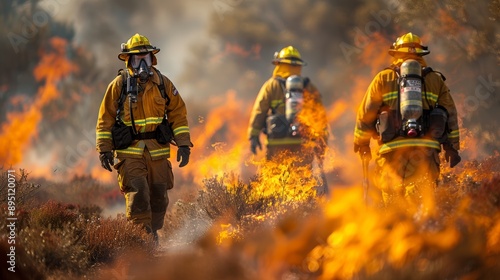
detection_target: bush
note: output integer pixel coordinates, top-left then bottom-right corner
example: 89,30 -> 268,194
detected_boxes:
83,214 -> 155,264
0,169 -> 40,207
29,200 -> 79,229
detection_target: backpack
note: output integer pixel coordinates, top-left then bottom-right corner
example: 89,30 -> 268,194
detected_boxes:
265,77 -> 310,138
376,65 -> 449,143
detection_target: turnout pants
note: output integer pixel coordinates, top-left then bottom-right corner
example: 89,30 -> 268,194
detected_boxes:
375,147 -> 440,207
115,148 -> 173,232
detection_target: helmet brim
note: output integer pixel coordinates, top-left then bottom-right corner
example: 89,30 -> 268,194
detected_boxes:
388,47 -> 430,57
272,58 -> 306,66
118,48 -> 160,61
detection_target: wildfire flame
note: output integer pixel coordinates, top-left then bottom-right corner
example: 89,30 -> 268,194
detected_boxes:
0,37 -> 78,166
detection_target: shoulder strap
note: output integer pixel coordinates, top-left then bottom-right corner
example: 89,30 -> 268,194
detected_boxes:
275,76 -> 286,89
422,66 -> 433,77
385,65 -> 400,75
422,66 -> 446,81
116,69 -> 128,122
303,77 -> 310,88
154,68 -> 171,106
383,65 -> 402,122
116,68 -> 172,121
271,77 -> 286,115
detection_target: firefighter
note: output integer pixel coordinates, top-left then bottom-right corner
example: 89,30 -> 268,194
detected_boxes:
354,32 -> 461,206
96,33 -> 192,244
248,46 -> 328,169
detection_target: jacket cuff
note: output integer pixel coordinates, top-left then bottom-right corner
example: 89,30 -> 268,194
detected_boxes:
174,133 -> 191,147
96,141 -> 114,153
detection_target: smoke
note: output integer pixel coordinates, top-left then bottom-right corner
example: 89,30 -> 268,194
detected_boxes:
43,0 -> 211,79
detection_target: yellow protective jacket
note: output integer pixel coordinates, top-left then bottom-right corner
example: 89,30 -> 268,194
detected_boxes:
96,67 -> 191,160
248,65 -> 328,146
354,56 -> 460,154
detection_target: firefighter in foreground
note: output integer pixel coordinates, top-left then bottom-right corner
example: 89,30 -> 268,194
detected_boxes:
96,34 -> 191,243
248,46 -> 328,174
354,32 -> 461,206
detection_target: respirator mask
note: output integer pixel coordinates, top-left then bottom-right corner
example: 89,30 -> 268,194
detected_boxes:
130,53 -> 153,83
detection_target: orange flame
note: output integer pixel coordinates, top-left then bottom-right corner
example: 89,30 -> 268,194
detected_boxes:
180,90 -> 254,185
0,37 -> 78,166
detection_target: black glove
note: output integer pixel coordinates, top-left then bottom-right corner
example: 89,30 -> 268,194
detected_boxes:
99,151 -> 114,172
177,146 -> 190,168
443,144 -> 461,168
250,136 -> 262,155
354,143 -> 371,161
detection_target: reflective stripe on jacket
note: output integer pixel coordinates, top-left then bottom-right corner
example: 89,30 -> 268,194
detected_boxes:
96,67 -> 191,159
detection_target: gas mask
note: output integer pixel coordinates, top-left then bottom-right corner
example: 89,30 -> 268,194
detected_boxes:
130,53 -> 153,83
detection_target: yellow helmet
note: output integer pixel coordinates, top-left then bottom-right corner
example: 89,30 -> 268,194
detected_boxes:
118,33 -> 160,61
388,32 -> 430,56
272,46 -> 306,66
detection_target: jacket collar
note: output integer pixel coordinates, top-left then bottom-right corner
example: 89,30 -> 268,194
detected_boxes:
391,55 -> 428,67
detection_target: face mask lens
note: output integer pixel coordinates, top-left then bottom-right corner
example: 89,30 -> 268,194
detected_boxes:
131,53 -> 152,68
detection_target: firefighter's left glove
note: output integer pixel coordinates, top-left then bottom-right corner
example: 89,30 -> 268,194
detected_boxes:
99,151 -> 114,172
443,144 -> 461,168
177,146 -> 190,168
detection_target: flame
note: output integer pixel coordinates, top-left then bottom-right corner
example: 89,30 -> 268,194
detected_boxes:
183,29 -> 500,278
0,37 -> 117,184
249,153 -> 317,202
0,37 -> 78,166
180,90 -> 253,185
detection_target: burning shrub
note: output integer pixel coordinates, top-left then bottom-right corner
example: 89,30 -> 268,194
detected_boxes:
196,173 -> 319,241
154,155 -> 500,279
198,174 -> 260,221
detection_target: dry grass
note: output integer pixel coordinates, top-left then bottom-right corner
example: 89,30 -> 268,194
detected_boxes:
0,169 -> 155,279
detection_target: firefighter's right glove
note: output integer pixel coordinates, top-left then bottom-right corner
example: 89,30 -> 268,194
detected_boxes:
250,136 -> 262,155
354,143 -> 371,161
443,144 -> 461,168
177,146 -> 190,168
99,151 -> 114,172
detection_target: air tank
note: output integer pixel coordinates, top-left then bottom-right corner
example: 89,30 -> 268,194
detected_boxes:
285,75 -> 304,124
400,59 -> 423,137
